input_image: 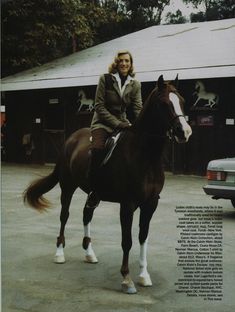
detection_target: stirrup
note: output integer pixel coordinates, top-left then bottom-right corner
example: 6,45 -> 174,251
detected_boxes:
85,192 -> 100,209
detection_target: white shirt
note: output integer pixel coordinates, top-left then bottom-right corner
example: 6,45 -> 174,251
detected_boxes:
112,73 -> 133,97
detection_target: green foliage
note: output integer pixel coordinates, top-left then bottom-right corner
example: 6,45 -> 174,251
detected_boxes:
1,0 -> 92,76
208,0 -> 235,20
80,1 -> 127,44
121,0 -> 171,31
1,0 -> 132,77
190,11 -> 206,22
2,0 -> 172,77
165,10 -> 188,24
183,0 -> 235,21
182,0 -> 213,10
3,0 -> 232,77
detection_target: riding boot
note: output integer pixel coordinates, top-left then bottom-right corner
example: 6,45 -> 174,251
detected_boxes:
85,148 -> 104,208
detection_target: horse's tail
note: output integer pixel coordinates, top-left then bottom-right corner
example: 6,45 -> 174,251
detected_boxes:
23,163 -> 59,212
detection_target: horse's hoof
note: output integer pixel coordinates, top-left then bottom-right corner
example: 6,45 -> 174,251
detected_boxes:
54,255 -> 65,264
85,254 -> 98,263
138,274 -> 152,287
121,280 -> 137,294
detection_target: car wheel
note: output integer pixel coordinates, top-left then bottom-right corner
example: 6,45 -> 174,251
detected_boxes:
231,199 -> 235,208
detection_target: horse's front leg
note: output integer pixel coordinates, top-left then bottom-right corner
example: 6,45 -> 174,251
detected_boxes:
138,196 -> 158,286
120,202 -> 137,294
82,203 -> 98,263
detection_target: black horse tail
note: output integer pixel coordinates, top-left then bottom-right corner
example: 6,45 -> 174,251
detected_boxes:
23,163 -> 59,212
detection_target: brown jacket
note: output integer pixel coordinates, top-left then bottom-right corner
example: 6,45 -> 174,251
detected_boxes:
91,73 -> 142,133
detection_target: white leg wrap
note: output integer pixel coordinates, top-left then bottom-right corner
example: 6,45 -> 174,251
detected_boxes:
138,238 -> 152,286
121,275 -> 137,294
84,223 -> 91,237
84,223 -> 98,263
54,243 -> 65,264
85,242 -> 98,263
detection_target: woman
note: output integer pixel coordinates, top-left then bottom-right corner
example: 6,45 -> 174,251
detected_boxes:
86,50 -> 143,208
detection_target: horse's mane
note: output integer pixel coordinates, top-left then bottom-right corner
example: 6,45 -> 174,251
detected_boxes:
135,82 -> 175,121
131,81 -> 184,133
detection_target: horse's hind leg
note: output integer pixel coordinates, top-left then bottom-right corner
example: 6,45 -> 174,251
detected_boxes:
82,204 -> 98,263
138,196 -> 158,286
54,187 -> 75,264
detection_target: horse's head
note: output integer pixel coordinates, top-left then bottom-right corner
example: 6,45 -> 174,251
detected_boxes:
134,75 -> 192,143
78,89 -> 85,100
154,75 -> 192,143
194,80 -> 204,92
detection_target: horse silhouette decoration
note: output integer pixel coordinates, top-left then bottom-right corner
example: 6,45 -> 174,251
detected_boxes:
193,80 -> 219,109
24,75 -> 192,294
77,89 -> 94,112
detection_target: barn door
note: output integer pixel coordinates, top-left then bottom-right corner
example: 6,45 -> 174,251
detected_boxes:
43,130 -> 65,163
43,98 -> 65,163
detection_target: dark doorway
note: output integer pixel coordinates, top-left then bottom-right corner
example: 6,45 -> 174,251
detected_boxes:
43,98 -> 65,163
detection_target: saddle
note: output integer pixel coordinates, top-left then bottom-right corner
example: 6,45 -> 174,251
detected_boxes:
89,130 -> 123,166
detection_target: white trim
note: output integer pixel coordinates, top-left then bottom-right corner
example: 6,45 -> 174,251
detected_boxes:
2,66 -> 234,92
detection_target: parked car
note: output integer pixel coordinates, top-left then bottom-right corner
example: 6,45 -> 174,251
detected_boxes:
203,157 -> 235,208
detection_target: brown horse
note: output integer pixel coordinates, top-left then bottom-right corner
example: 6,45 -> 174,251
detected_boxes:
24,75 -> 192,294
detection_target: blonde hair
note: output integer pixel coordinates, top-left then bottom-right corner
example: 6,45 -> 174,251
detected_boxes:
108,50 -> 135,77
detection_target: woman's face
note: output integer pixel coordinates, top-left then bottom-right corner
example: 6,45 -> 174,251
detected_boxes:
117,53 -> 131,76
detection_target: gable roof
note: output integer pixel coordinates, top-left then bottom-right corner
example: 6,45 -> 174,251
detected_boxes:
1,18 -> 235,91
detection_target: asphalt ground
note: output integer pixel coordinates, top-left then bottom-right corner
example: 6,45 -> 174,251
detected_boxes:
1,163 -> 235,312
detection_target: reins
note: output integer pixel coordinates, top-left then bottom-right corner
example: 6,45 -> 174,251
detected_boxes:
170,114 -> 185,124
140,114 -> 186,140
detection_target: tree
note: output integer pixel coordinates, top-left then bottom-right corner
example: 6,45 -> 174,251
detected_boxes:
1,0 -> 92,77
165,9 -> 188,24
183,0 -> 235,21
182,0 -> 215,11
190,11 -> 206,22
120,0 -> 171,31
2,0 -> 175,77
81,0 -> 127,44
209,0 -> 235,20
1,0 -> 125,77
6,0 -> 233,78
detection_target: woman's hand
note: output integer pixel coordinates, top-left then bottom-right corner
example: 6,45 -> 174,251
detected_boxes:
118,121 -> 132,129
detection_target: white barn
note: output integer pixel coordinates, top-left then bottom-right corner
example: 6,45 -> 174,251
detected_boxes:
2,18 -> 235,91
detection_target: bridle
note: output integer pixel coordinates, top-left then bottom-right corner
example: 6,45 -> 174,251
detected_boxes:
167,113 -> 186,140
141,114 -> 185,140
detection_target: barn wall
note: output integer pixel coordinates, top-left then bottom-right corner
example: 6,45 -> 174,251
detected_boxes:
2,77 -> 235,175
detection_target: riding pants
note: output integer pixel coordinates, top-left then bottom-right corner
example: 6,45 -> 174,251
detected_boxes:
91,128 -> 110,150
85,129 -> 110,208
88,128 -> 110,187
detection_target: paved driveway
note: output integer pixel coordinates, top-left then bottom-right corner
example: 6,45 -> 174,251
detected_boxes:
1,163 -> 235,312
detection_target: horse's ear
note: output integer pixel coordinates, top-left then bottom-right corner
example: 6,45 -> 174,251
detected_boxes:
173,74 -> 179,89
157,75 -> 164,90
